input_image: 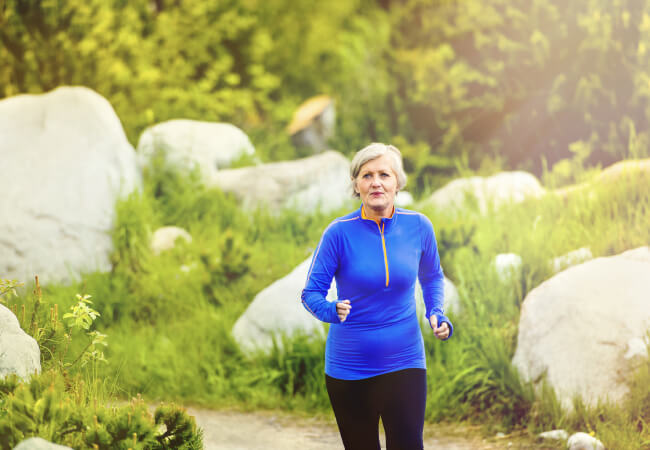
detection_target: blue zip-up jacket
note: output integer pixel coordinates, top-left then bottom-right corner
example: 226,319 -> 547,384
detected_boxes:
301,205 -> 453,380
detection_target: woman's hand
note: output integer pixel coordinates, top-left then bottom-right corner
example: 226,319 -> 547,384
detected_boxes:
336,300 -> 351,322
429,315 -> 450,340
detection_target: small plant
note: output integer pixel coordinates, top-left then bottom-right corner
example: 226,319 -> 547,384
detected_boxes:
0,279 -> 23,304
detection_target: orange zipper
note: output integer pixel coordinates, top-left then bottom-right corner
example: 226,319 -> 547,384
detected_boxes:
376,221 -> 389,287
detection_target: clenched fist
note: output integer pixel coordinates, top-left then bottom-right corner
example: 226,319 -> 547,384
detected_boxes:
336,300 -> 351,323
429,315 -> 450,340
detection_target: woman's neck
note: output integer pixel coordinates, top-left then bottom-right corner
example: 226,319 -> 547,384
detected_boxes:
362,204 -> 394,223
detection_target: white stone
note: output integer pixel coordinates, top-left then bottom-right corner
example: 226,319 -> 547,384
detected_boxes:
512,247 -> 650,408
0,86 -> 140,285
150,226 -> 192,256
13,437 -> 73,450
426,171 -> 545,214
232,257 -> 337,354
494,253 -> 523,282
212,151 -> 353,213
0,304 -> 40,381
395,191 -> 414,207
567,432 -> 604,450
551,247 -> 593,273
538,429 -> 568,441
137,119 -> 256,182
624,337 -> 647,360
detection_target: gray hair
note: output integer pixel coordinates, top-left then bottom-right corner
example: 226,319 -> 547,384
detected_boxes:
350,143 -> 407,198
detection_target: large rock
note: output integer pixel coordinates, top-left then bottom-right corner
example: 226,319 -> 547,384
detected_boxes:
137,119 -> 256,182
232,257 -> 337,354
596,158 -> 650,183
512,247 -> 650,408
13,438 -> 72,450
0,86 -> 140,284
0,304 -> 40,380
426,171 -> 545,214
554,158 -> 650,199
234,256 -> 460,354
212,151 -> 352,213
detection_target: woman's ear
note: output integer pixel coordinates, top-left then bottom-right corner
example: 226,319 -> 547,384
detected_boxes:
352,178 -> 359,193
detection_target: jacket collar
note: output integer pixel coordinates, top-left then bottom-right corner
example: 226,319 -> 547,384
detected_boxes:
359,204 -> 396,231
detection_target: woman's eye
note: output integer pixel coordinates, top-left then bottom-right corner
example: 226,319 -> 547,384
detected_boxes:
362,174 -> 371,179
381,173 -> 389,177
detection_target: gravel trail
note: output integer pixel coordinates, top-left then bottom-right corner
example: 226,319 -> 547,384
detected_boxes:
187,408 -> 548,450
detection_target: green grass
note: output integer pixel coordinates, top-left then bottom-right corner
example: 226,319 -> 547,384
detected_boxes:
3,158 -> 650,448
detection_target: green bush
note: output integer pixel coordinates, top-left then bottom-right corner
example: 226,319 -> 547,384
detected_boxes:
0,371 -> 202,449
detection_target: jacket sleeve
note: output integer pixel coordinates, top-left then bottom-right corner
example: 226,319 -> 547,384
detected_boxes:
301,223 -> 341,324
418,214 -> 454,339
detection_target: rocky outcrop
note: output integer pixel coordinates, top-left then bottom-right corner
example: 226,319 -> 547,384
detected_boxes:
0,305 -> 40,381
426,171 -> 545,214
212,151 -> 353,213
137,119 -> 256,182
0,86 -> 140,284
512,247 -> 650,408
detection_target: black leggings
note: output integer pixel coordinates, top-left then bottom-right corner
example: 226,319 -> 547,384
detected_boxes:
325,368 -> 427,450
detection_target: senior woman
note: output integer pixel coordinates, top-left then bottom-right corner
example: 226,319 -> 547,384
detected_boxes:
301,143 -> 453,450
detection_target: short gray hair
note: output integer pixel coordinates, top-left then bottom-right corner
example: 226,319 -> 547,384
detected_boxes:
350,143 -> 407,198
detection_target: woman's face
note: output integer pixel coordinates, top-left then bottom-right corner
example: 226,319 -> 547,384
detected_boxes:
354,154 -> 398,216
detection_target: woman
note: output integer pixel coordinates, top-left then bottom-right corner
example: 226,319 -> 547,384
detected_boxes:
301,143 -> 453,450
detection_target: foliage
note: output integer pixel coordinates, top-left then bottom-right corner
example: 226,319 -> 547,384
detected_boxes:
3,0 -> 650,187
0,279 -> 23,302
0,371 -> 202,449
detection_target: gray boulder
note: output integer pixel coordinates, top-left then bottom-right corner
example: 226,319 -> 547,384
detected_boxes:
13,437 -> 72,450
512,247 -> 650,408
212,151 -> 352,213
567,432 -> 605,450
0,86 -> 140,285
232,257 -> 337,354
426,171 -> 545,215
137,119 -> 256,182
0,304 -> 40,381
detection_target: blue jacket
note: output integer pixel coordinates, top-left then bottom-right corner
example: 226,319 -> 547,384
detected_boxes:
301,205 -> 453,380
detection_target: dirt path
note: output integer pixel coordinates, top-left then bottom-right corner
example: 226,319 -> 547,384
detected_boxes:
186,407 -> 551,450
